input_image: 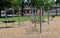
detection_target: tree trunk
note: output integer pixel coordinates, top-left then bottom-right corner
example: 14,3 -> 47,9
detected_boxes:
21,2 -> 24,16
0,9 -> 1,18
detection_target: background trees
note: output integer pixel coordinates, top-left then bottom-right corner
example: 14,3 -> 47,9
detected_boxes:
31,0 -> 55,9
36,0 -> 55,8
56,0 -> 60,5
56,0 -> 60,3
0,0 -> 12,9
0,0 -> 22,17
0,0 -> 56,17
11,0 -> 22,8
0,0 -> 12,17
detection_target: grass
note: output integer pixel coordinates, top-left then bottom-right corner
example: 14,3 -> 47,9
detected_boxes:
0,16 -> 31,24
55,16 -> 60,18
0,15 -> 59,24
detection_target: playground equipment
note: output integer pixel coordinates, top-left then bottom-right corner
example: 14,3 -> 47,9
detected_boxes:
0,7 -> 50,33
18,7 -> 21,27
47,7 -> 50,25
30,6 -> 51,33
1,7 -> 22,28
0,0 -> 51,33
2,8 -> 15,27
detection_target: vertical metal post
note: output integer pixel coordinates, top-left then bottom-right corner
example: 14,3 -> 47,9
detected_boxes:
34,6 -> 36,28
30,7 -> 32,21
5,9 -> 7,27
31,7 -> 33,21
18,7 -> 21,27
56,2 -> 57,15
12,9 -> 14,27
48,7 -> 49,25
31,7 -> 34,21
42,7 -> 44,22
40,7 -> 42,33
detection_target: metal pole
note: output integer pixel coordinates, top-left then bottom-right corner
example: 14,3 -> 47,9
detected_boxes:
40,7 -> 42,33
31,7 -> 33,20
31,7 -> 34,22
42,7 -> 44,22
18,7 -> 21,27
48,7 -> 50,25
5,9 -> 7,27
30,0 -> 31,21
56,2 -> 57,15
12,8 -> 14,27
34,6 -> 37,28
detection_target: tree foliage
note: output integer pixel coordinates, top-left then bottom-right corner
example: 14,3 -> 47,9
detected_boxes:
31,0 -> 55,8
0,0 -> 56,17
0,0 -> 56,9
0,0 -> 12,9
11,0 -> 22,8
0,0 -> 12,17
56,0 -> 60,3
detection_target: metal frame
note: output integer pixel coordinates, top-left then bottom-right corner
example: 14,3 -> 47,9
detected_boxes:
18,7 -> 21,27
0,0 -> 51,33
4,8 -> 15,28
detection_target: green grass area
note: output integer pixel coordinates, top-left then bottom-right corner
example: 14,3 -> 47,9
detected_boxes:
0,16 -> 31,24
55,16 -> 60,18
0,15 -> 55,24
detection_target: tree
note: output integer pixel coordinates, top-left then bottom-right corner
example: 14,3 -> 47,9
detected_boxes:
56,0 -> 60,5
11,0 -> 22,8
0,0 -> 12,17
11,0 -> 23,16
56,0 -> 60,3
36,0 -> 55,8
